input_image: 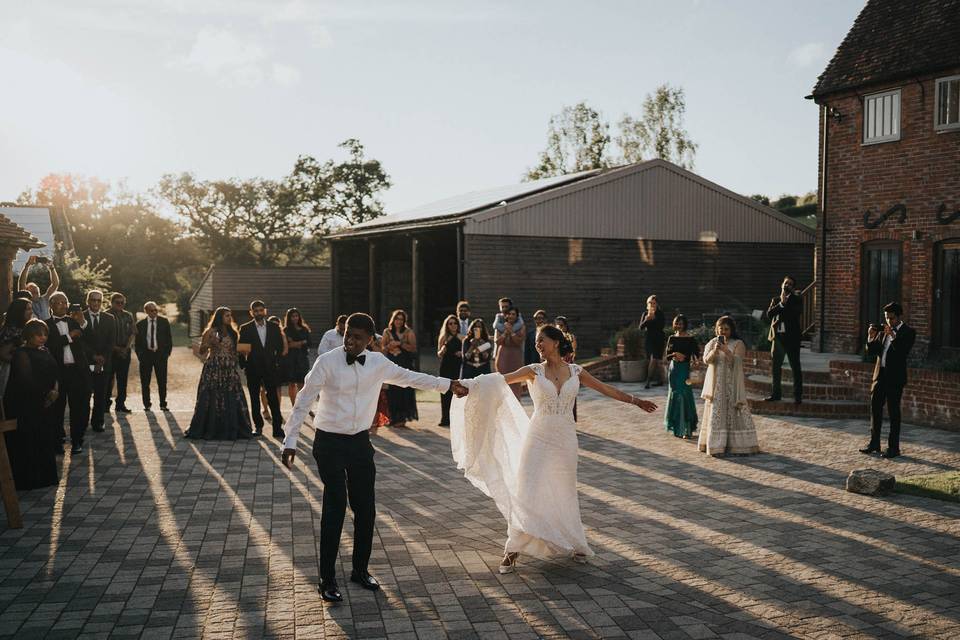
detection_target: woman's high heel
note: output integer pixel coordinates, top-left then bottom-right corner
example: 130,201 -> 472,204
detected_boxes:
498,552 -> 519,574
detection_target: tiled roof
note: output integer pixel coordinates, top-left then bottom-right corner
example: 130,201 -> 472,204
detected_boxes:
812,0 -> 960,98
0,212 -> 45,250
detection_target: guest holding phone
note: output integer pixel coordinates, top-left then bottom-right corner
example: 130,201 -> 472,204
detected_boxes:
461,319 -> 492,379
861,302 -> 915,458
640,295 -> 666,389
764,275 -> 803,404
436,314 -> 463,427
495,307 -> 525,398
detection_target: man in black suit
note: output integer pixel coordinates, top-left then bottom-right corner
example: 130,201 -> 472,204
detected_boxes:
83,290 -> 117,432
107,292 -> 136,413
135,301 -> 173,411
238,300 -> 285,438
861,302 -> 916,459
764,275 -> 804,404
45,293 -> 92,454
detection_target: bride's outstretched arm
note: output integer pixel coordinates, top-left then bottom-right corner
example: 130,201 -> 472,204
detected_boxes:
502,365 -> 537,385
579,370 -> 657,412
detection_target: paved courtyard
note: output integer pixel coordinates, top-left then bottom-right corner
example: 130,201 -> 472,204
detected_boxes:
1,348 -> 959,639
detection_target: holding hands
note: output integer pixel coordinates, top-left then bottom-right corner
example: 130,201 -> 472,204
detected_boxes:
451,380 -> 469,398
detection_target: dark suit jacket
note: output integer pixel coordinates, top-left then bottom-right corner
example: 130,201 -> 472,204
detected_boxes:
866,322 -> 916,388
238,320 -> 284,382
83,310 -> 116,372
135,316 -> 173,359
766,293 -> 803,345
44,316 -> 91,381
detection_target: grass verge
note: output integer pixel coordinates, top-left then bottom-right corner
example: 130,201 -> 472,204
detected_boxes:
894,471 -> 960,503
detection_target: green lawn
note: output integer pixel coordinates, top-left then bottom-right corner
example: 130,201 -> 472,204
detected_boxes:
894,471 -> 960,503
171,322 -> 191,348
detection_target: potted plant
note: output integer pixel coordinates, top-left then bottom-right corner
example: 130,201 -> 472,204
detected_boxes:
616,324 -> 646,382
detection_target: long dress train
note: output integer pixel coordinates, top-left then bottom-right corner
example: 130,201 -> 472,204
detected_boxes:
450,363 -> 593,558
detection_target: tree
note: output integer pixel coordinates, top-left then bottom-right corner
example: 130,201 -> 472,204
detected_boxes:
750,194 -> 771,206
158,139 -> 391,266
617,84 -> 697,168
525,102 -> 611,180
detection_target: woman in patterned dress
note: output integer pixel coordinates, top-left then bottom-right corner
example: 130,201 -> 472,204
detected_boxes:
186,307 -> 254,440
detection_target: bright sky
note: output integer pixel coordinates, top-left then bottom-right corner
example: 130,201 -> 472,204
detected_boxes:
0,0 -> 864,214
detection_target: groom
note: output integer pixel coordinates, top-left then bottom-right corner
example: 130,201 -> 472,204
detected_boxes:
282,313 -> 468,602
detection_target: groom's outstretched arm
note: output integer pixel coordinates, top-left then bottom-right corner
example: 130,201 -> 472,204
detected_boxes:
383,361 -> 452,395
281,358 -> 326,468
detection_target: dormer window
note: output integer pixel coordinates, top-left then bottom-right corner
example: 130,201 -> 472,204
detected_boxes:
935,75 -> 960,131
863,89 -> 901,144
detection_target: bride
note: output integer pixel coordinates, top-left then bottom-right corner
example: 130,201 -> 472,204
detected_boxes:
450,325 -> 657,574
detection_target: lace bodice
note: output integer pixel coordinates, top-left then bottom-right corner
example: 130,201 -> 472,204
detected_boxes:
528,363 -> 581,416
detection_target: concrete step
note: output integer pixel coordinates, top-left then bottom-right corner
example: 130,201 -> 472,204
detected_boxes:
745,374 -> 861,401
745,366 -> 833,384
748,396 -> 869,419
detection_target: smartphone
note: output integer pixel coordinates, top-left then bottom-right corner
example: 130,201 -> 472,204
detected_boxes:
36,256 -> 50,264
68,303 -> 82,313
717,335 -> 726,345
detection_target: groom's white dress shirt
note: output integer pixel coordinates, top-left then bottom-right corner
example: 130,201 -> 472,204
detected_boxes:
283,346 -> 451,449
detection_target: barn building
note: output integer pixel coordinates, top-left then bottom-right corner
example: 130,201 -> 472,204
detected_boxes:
329,160 -> 815,355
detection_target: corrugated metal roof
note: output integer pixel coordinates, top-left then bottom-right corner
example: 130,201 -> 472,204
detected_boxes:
0,207 -> 52,269
331,169 -> 601,237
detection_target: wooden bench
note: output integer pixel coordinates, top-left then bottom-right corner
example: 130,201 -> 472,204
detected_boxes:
0,419 -> 22,529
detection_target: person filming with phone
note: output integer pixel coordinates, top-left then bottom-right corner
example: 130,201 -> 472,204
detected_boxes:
861,302 -> 915,459
18,255 -> 60,321
764,275 -> 803,404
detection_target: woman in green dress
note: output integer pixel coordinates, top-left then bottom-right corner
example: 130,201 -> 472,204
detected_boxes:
664,315 -> 700,438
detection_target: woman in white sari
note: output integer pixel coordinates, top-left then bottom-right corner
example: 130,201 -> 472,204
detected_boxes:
450,325 -> 657,574
698,316 -> 760,456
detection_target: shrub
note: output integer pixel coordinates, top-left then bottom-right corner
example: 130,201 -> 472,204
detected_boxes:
617,324 -> 644,359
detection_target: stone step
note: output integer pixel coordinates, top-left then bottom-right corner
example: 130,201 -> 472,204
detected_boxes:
745,374 -> 861,401
748,396 -> 870,419
744,363 -> 833,384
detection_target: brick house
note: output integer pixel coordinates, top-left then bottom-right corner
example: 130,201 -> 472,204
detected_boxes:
329,159 -> 814,355
809,0 -> 960,359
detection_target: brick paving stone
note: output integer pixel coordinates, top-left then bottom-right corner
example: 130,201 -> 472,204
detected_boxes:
1,348 -> 960,638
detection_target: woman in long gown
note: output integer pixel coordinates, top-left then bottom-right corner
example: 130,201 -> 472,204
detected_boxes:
437,315 -> 463,427
382,309 -> 419,427
3,320 -> 59,490
451,325 -> 657,574
494,306 -> 525,398
698,316 -> 760,456
664,314 -> 700,439
186,307 -> 254,440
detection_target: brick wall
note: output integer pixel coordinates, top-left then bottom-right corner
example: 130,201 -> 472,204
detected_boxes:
817,69 -> 960,358
464,235 -> 813,357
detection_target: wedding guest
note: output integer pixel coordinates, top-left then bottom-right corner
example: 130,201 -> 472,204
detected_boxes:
461,319 -> 492,379
107,293 -> 135,413
861,302 -> 916,459
239,301 -> 286,438
640,295 -> 666,389
135,302 -> 173,411
664,314 -> 700,439
0,297 -> 34,397
524,309 -> 547,365
495,306 -> 525,398
318,315 -> 348,355
492,297 -> 523,357
186,307 -> 253,440
456,300 -> 472,335
83,290 -> 116,432
45,294 -> 91,454
764,275 -> 803,404
698,316 -> 759,456
368,332 -> 391,429
281,308 -> 311,408
437,314 -> 463,427
259,316 -> 287,420
3,319 -> 60,488
381,309 -> 418,427
17,255 -> 59,321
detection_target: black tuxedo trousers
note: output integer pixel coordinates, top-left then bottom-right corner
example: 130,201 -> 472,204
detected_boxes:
313,429 -> 377,582
870,369 -> 904,451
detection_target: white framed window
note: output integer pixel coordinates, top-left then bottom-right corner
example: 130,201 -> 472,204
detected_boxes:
935,75 -> 960,131
863,89 -> 901,144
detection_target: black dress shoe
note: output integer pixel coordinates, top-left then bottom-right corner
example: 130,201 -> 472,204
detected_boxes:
160,404 -> 169,411
859,445 -> 881,454
881,449 -> 901,459
116,405 -> 132,414
763,396 -> 782,402
92,424 -> 105,433
70,444 -> 83,455
273,428 -> 285,440
319,580 -> 342,602
350,570 -> 380,591
253,429 -> 263,438
144,404 -> 152,411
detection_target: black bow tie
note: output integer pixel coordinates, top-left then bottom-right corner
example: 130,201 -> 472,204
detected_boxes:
346,353 -> 366,366
53,316 -> 66,322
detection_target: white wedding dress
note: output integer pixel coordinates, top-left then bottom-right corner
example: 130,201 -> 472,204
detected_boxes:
450,363 -> 593,558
